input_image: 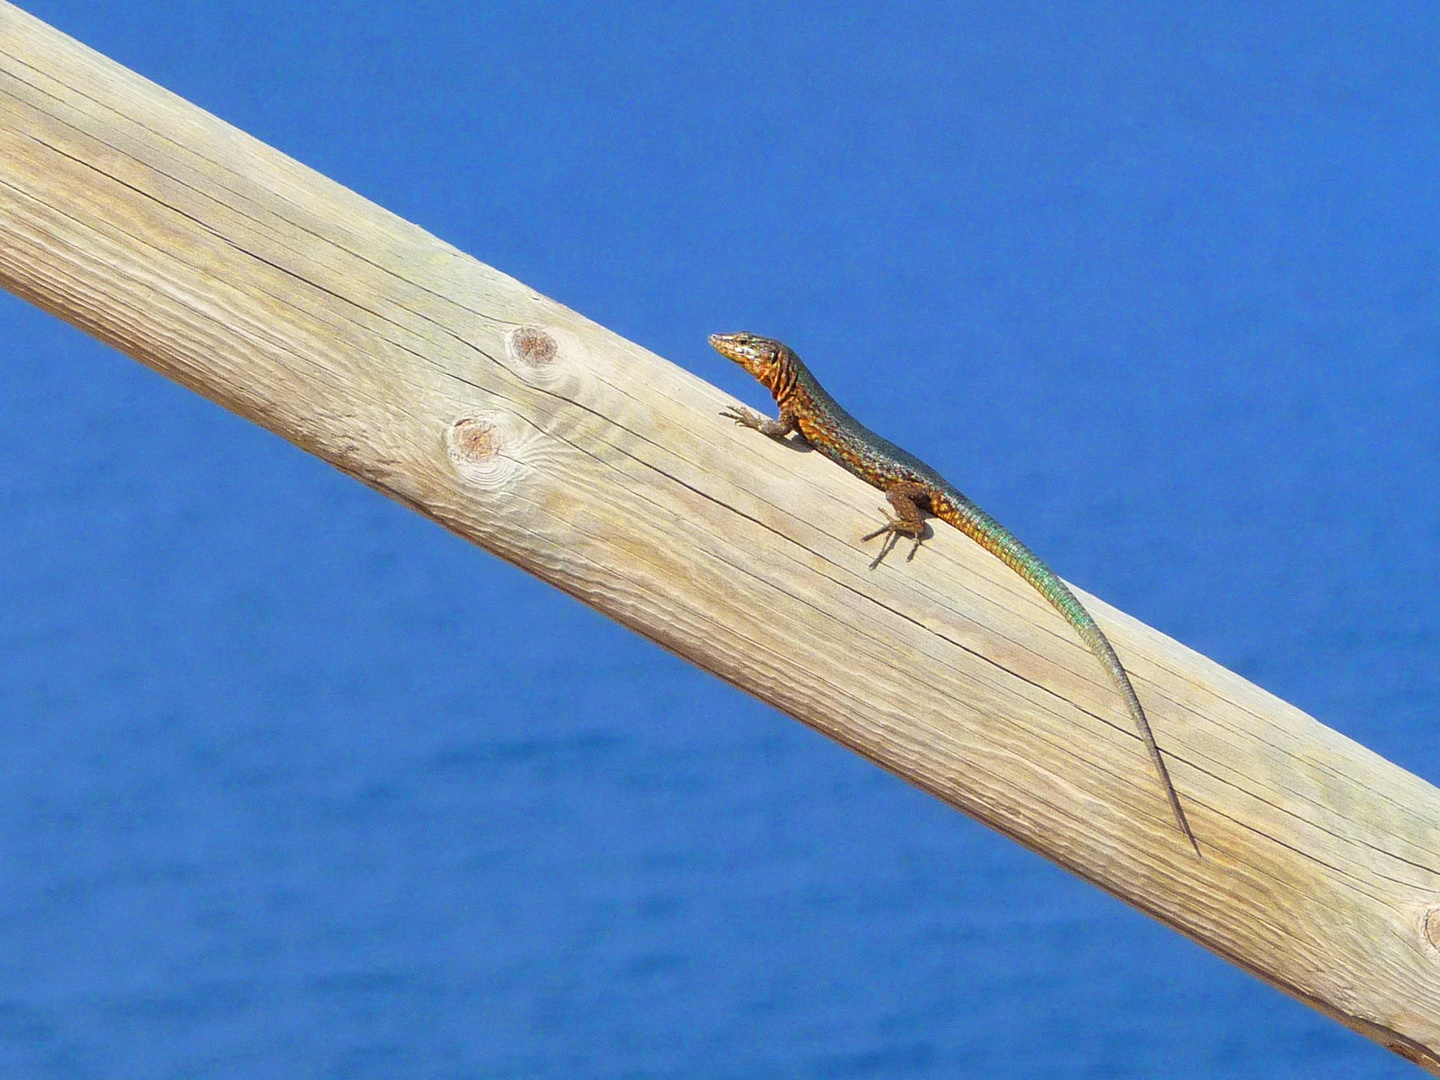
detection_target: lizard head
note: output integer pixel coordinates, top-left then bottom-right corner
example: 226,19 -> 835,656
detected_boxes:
709,332 -> 790,390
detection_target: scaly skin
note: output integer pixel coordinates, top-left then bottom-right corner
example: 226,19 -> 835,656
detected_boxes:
711,332 -> 1198,855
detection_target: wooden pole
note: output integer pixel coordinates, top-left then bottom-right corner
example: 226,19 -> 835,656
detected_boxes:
0,2 -> 1437,1068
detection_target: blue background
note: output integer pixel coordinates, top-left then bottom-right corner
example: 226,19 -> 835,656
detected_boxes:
2,2 -> 1437,1077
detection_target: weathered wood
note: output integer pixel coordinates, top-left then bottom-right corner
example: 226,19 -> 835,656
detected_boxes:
0,1 -> 1436,1067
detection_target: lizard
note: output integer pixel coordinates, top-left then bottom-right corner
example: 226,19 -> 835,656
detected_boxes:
710,331 -> 1198,855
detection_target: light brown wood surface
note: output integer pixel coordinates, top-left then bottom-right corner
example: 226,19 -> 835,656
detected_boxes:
0,2 -> 1437,1069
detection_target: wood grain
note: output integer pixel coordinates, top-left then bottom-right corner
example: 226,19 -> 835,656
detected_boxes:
0,2 -> 1436,1068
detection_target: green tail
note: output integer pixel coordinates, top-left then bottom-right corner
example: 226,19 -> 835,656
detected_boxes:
932,490 -> 1198,855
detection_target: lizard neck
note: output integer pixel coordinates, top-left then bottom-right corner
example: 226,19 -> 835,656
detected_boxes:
770,347 -> 842,422
766,346 -> 805,414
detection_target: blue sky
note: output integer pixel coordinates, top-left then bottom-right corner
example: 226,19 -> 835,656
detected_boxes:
1,2 -> 1437,1077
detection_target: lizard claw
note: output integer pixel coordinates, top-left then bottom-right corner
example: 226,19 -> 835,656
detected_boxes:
720,405 -> 763,430
862,509 -> 926,569
861,511 -> 894,544
862,510 -> 900,568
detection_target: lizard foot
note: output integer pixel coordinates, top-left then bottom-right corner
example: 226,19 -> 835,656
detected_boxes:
861,512 -> 925,569
720,405 -> 765,430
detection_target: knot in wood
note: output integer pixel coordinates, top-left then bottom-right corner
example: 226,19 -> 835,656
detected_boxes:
450,418 -> 501,463
509,326 -> 557,367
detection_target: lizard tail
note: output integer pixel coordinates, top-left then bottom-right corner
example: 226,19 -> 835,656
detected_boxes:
930,491 -> 1200,856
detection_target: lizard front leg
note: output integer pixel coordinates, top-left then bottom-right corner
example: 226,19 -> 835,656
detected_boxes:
721,405 -> 800,441
861,481 -> 932,568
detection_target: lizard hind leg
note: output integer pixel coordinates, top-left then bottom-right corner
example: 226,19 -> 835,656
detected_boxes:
861,520 -> 903,568
860,483 -> 930,568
